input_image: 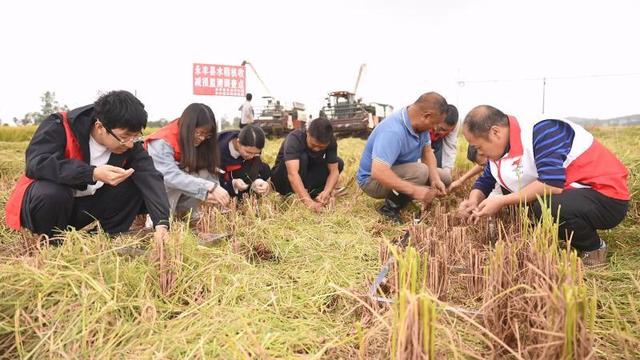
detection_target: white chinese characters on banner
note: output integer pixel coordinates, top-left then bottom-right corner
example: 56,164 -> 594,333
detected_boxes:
192,63 -> 246,96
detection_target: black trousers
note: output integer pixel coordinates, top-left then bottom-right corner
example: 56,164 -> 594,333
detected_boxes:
432,139 -> 443,168
271,154 -> 344,197
21,178 -> 145,237
530,189 -> 628,251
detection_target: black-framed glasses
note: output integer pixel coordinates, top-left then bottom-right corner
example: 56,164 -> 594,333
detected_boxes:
100,122 -> 143,145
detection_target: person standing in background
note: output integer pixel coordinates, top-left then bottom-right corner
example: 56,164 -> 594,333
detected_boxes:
239,93 -> 254,128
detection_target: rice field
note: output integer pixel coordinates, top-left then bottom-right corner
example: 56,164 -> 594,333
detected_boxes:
0,125 -> 638,359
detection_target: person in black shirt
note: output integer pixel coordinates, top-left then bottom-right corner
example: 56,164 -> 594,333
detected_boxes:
217,125 -> 271,198
271,118 -> 344,212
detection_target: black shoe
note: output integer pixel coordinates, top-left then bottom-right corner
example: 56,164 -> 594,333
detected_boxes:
387,191 -> 412,209
378,201 -> 403,223
377,192 -> 412,224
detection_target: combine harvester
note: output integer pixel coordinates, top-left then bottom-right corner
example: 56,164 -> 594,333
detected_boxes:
319,64 -> 393,138
242,60 -> 307,137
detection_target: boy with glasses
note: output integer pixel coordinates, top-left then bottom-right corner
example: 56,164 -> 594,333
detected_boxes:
5,90 -> 170,243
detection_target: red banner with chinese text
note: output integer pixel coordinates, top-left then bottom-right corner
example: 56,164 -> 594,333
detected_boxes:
193,63 -> 246,97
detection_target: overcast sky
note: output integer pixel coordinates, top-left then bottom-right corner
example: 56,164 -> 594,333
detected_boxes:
1,0 -> 639,125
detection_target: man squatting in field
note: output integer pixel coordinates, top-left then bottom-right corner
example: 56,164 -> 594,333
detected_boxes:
458,105 -> 629,267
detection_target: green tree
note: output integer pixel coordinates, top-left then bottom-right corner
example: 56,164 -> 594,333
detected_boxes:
34,91 -> 69,124
21,112 -> 37,125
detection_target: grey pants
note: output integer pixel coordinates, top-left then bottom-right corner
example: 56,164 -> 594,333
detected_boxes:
360,162 -> 452,199
166,169 -> 218,218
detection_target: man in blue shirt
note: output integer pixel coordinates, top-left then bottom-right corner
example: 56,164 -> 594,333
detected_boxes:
357,92 -> 449,222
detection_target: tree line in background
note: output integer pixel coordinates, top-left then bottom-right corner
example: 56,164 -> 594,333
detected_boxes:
6,91 -> 70,126
2,91 -> 241,129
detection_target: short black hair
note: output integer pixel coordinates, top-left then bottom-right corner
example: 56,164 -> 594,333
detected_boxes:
246,93 -> 253,101
93,90 -> 147,132
307,118 -> 334,144
238,124 -> 265,149
463,105 -> 508,138
445,104 -> 459,127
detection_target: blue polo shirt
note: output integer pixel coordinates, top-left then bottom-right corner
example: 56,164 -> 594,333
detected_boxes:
356,107 -> 431,186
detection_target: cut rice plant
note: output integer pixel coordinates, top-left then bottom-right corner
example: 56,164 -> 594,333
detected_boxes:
390,246 -> 439,359
372,197 -> 597,359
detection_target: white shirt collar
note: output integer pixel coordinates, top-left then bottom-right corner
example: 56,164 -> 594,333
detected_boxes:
229,138 -> 241,159
89,135 -> 110,160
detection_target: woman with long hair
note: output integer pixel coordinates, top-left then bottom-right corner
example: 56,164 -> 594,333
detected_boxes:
145,103 -> 230,218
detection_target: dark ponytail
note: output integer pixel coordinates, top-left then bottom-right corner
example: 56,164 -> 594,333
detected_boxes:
238,124 -> 266,149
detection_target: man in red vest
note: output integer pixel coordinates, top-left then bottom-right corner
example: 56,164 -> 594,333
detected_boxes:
458,105 -> 629,267
5,90 -> 170,243
429,104 -> 459,186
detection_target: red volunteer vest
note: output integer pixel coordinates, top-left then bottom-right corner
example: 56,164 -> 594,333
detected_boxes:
490,116 -> 629,201
144,119 -> 182,161
223,164 -> 242,181
5,112 -> 83,230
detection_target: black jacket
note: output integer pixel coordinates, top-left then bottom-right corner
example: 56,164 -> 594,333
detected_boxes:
25,105 -> 170,227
